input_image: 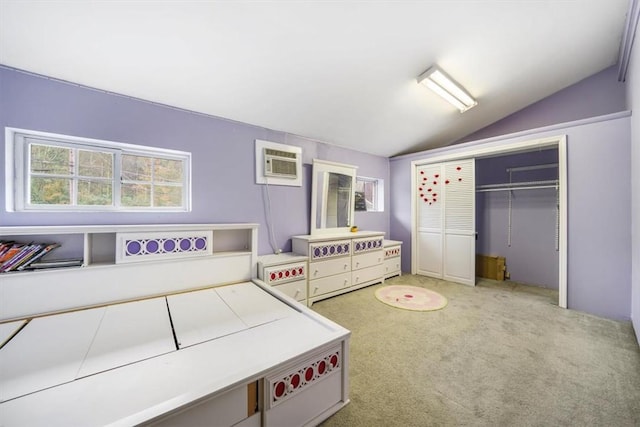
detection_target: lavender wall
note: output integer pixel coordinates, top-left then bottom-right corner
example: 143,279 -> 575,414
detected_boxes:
626,24 -> 640,343
390,114 -> 632,321
476,150 -> 559,289
458,66 -> 627,144
0,67 -> 390,255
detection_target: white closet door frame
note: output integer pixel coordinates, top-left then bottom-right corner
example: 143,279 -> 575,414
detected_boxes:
411,135 -> 568,309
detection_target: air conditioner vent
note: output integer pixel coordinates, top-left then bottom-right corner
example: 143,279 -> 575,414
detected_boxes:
265,149 -> 297,159
264,148 -> 298,179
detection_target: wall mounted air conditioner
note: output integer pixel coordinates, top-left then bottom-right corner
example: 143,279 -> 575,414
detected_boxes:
264,148 -> 298,179
255,140 -> 302,187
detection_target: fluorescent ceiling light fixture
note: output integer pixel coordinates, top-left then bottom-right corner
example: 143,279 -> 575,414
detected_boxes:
417,66 -> 477,113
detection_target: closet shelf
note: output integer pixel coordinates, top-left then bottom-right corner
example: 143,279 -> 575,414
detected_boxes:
476,179 -> 558,192
505,163 -> 558,173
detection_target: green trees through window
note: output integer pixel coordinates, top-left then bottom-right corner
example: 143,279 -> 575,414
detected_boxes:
30,144 -> 114,206
121,155 -> 183,207
9,129 -> 191,212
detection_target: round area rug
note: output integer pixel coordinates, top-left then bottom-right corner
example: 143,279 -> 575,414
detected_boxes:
375,285 -> 447,311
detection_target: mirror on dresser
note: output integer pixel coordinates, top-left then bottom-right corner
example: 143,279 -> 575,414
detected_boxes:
310,159 -> 357,235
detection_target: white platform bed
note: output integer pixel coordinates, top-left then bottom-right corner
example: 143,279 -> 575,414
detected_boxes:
0,224 -> 350,427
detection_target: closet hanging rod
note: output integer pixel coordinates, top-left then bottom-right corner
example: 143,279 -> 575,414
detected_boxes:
476,179 -> 558,190
476,184 -> 558,193
505,163 -> 558,173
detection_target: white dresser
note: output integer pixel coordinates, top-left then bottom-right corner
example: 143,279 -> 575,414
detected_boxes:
258,253 -> 308,303
292,231 -> 385,305
383,239 -> 403,279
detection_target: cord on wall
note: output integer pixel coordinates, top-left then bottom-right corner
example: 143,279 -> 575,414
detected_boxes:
256,138 -> 300,254
263,177 -> 282,254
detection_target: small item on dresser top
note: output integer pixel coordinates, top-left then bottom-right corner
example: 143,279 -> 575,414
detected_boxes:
350,226 -> 358,232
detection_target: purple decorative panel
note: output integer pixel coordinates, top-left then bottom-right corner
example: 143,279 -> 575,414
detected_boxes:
117,231 -> 213,263
353,237 -> 383,254
310,241 -> 351,261
125,236 -> 207,257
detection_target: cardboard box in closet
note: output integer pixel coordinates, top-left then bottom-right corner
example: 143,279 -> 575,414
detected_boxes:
476,255 -> 506,281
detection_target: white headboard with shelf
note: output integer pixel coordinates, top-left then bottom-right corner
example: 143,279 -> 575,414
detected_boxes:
0,223 -> 258,321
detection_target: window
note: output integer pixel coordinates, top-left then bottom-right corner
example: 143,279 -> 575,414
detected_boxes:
355,176 -> 384,212
6,128 -> 191,212
120,154 -> 185,208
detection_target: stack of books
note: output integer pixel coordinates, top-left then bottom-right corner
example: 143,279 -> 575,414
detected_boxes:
0,241 -> 82,273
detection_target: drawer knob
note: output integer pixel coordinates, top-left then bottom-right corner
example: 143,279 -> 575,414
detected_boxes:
314,269 -> 319,276
314,286 -> 319,294
344,263 -> 348,269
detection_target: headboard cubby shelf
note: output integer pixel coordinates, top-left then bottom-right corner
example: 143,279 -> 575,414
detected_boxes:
0,224 -> 258,322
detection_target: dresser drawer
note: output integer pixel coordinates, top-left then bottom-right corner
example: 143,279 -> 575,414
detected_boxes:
262,262 -> 306,286
352,264 -> 385,286
384,246 -> 401,259
384,257 -> 401,276
309,257 -> 351,280
272,279 -> 307,302
309,240 -> 351,261
352,237 -> 383,254
309,272 -> 351,297
352,250 -> 383,271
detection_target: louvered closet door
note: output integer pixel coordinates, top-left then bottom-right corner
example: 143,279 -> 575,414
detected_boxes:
443,159 -> 475,286
415,159 -> 475,286
416,164 -> 444,278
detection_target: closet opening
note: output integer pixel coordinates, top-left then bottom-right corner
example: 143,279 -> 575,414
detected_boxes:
411,135 -> 567,308
475,148 -> 560,305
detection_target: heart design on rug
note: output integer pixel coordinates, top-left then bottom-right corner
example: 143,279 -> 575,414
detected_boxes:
375,285 -> 447,311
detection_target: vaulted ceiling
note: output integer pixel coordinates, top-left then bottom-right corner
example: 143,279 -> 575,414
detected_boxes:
0,1 -> 630,157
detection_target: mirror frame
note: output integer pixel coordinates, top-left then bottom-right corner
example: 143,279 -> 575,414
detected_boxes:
310,159 -> 357,235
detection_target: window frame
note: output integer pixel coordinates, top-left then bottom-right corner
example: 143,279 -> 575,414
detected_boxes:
6,128 -> 192,212
355,176 -> 384,212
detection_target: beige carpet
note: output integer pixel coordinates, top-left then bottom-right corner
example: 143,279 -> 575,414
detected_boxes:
312,274 -> 640,427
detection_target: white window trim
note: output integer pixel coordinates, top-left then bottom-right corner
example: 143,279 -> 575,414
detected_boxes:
5,127 -> 192,212
355,176 -> 384,212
